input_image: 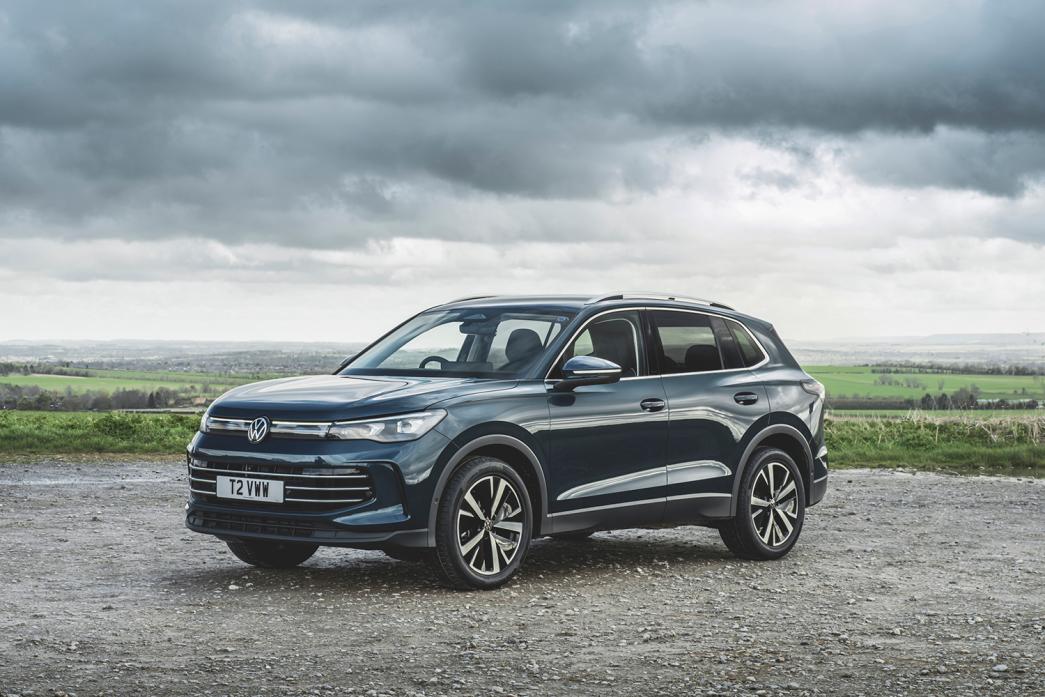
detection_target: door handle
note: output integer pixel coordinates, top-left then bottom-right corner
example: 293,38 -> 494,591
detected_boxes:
734,392 -> 759,406
640,398 -> 666,412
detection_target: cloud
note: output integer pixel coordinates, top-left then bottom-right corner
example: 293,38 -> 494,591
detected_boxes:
0,1 -> 1043,340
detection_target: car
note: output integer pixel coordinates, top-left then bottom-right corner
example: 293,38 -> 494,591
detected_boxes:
185,293 -> 828,589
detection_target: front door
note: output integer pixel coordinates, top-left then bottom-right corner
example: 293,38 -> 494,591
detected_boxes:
544,310 -> 668,532
648,309 -> 770,521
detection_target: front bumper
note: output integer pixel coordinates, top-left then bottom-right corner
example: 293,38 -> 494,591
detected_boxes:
184,429 -> 450,549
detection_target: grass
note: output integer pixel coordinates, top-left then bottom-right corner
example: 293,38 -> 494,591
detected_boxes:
829,408 -> 1043,419
826,413 -> 1045,476
1,410 -> 1042,477
0,411 -> 199,454
807,365 -> 1045,401
0,370 -> 250,394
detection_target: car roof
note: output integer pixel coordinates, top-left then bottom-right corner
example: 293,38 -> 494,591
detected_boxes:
431,293 -> 768,327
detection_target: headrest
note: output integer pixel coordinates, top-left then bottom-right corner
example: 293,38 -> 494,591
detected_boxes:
505,328 -> 543,362
684,344 -> 721,372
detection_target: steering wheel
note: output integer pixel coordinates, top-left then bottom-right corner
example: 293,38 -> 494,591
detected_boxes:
419,355 -> 451,370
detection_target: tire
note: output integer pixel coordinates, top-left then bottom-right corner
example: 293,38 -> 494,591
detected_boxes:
225,538 -> 318,568
429,456 -> 533,590
719,447 -> 806,560
381,546 -> 431,563
550,530 -> 594,541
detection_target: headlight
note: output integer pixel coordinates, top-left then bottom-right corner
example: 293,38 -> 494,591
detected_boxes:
199,412 -> 210,433
327,410 -> 447,443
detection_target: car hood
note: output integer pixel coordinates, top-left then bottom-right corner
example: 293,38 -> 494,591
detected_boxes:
208,374 -> 517,422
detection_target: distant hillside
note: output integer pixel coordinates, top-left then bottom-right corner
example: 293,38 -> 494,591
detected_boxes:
790,333 -> 1045,368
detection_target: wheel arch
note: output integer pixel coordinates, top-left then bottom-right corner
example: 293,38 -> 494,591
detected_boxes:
426,432 -> 550,546
729,423 -> 813,516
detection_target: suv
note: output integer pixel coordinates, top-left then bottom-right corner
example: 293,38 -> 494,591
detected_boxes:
186,294 -> 827,589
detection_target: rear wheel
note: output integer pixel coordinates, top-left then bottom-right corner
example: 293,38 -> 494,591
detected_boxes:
430,456 -> 532,590
719,448 -> 805,560
225,539 -> 318,568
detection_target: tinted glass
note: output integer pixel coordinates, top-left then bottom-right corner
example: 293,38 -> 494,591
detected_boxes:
729,321 -> 766,367
343,308 -> 575,378
650,311 -> 722,374
710,317 -> 744,369
556,311 -> 643,378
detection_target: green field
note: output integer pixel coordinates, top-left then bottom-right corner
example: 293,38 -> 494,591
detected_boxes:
1,410 -> 1042,477
0,369 -> 260,394
807,365 -> 1045,401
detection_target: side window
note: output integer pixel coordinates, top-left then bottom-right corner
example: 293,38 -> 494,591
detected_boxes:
710,317 -> 744,370
556,311 -> 643,378
728,320 -> 767,367
650,311 -> 722,374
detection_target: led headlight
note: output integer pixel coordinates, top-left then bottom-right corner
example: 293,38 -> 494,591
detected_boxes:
327,410 -> 447,443
199,411 -> 210,433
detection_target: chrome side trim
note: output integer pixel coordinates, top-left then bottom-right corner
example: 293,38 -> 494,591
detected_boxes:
816,445 -> 828,460
547,497 -> 664,518
813,474 -> 828,483
666,492 -> 731,502
557,466 -> 665,501
667,460 -> 732,485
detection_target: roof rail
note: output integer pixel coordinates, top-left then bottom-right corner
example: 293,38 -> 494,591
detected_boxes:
441,295 -> 496,305
586,292 -> 734,311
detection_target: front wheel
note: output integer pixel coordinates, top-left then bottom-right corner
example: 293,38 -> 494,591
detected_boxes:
225,539 -> 318,568
429,456 -> 533,590
719,448 -> 806,560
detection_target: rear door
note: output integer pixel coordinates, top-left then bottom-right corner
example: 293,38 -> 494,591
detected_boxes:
648,309 -> 769,521
545,310 -> 669,531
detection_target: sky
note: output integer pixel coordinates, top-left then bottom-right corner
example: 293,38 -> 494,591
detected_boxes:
1,0 -> 1044,344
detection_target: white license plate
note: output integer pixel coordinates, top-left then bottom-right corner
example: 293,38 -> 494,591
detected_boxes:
216,475 -> 284,503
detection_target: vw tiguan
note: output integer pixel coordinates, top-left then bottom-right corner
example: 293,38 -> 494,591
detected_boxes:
186,294 -> 828,589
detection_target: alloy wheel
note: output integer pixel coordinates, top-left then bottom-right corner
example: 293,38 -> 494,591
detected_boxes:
750,461 -> 799,548
456,475 -> 526,576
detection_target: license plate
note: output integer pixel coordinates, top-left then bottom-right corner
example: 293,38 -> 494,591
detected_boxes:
216,476 -> 284,503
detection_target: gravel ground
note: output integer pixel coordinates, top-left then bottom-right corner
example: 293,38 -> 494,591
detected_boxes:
0,459 -> 1042,697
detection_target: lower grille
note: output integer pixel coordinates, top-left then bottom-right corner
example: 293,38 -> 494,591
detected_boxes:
188,458 -> 375,512
189,510 -> 320,539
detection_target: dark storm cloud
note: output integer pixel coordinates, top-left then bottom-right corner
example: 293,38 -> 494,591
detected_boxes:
2,0 -> 1045,247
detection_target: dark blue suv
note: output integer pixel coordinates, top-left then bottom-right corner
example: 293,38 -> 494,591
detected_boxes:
186,294 -> 828,589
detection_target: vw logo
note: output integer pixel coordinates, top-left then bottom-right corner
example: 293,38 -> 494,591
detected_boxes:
246,416 -> 270,444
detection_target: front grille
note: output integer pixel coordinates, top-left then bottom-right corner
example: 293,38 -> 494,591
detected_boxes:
188,510 -> 320,538
188,458 -> 375,512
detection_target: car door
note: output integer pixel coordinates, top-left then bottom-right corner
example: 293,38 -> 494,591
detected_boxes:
545,309 -> 668,531
648,309 -> 770,522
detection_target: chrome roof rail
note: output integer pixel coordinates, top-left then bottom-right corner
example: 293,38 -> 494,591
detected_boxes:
586,292 -> 734,311
440,295 -> 496,305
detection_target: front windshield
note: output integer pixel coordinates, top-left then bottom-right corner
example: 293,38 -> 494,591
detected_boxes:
341,308 -> 576,378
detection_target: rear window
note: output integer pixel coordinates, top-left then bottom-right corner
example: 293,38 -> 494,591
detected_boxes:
649,311 -> 722,374
728,320 -> 767,367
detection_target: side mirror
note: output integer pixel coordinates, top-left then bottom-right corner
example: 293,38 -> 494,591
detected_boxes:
552,355 -> 622,391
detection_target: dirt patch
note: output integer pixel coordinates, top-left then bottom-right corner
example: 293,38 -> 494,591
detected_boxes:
0,461 -> 1042,696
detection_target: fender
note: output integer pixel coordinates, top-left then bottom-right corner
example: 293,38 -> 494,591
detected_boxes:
729,423 -> 813,517
425,433 -> 551,546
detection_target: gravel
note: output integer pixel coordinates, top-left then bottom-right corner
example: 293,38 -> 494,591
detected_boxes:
0,460 -> 1042,696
